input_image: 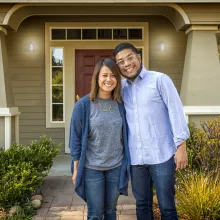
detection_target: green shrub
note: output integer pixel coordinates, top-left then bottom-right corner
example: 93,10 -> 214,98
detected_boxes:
186,117 -> 220,173
176,171 -> 220,220
0,136 -> 60,209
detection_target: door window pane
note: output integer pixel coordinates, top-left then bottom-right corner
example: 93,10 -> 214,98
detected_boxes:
52,86 -> 63,103
98,29 -> 112,39
113,29 -> 127,39
52,29 -> 66,40
52,68 -> 63,84
52,48 -> 63,66
82,29 -> 96,39
52,104 -> 63,121
128,29 -> 142,40
67,29 -> 81,39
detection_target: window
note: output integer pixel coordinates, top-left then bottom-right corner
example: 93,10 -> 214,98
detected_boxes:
51,48 -> 64,122
98,29 -> 112,39
51,28 -> 143,41
52,29 -> 65,40
113,29 -> 127,39
67,29 -> 81,40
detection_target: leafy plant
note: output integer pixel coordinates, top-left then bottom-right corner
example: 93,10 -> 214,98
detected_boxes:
0,136 -> 60,209
176,171 -> 220,220
186,117 -> 220,173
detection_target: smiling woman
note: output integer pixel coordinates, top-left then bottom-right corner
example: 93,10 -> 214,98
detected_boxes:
69,58 -> 130,220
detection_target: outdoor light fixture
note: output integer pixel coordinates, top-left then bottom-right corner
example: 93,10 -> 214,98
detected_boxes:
159,41 -> 165,52
29,42 -> 35,52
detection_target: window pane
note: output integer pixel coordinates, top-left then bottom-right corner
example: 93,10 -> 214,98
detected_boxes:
113,29 -> 127,39
51,29 -> 66,40
98,29 -> 112,39
82,29 -> 96,39
52,67 -> 63,84
128,29 -> 142,40
67,29 -> 81,39
52,104 -> 63,121
52,48 -> 63,66
52,86 -> 63,103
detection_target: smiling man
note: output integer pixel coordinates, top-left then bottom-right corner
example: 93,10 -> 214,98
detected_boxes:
113,42 -> 190,220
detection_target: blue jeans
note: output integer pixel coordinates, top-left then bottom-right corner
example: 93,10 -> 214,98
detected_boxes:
131,156 -> 178,220
84,166 -> 121,220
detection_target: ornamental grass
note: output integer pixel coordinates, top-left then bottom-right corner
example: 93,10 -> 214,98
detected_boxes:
176,171 -> 220,220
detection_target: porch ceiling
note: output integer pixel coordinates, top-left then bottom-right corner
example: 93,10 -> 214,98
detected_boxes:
1,3 -> 190,31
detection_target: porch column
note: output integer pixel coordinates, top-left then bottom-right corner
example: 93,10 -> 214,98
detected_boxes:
180,25 -> 220,106
0,26 -> 20,150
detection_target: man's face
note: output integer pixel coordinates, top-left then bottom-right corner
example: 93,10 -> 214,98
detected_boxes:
115,48 -> 141,79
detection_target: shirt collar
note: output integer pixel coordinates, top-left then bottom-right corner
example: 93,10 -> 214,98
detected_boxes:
126,66 -> 148,85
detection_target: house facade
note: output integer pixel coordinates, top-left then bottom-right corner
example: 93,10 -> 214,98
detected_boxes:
1,1 -> 220,153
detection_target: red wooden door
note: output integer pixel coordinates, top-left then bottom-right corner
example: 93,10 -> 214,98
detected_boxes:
75,49 -> 113,101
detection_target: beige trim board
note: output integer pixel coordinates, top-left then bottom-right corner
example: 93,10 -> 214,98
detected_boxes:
0,26 -> 7,35
3,3 -> 190,31
184,106 -> 220,123
186,25 -> 218,34
1,0 -> 220,3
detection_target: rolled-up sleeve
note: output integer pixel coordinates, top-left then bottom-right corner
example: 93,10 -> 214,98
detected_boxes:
69,103 -> 82,161
159,74 -> 190,147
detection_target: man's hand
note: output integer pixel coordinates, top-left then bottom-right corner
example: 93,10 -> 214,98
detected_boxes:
174,141 -> 188,171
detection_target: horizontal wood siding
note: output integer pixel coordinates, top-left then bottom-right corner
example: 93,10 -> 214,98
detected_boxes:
149,17 -> 187,93
6,17 -> 65,152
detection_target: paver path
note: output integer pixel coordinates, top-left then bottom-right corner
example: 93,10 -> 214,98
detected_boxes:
32,176 -> 137,220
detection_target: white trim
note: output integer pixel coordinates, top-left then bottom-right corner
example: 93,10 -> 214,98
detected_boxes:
183,106 -> 220,123
5,116 -> 11,150
0,107 -> 20,116
50,47 -> 65,123
0,108 -> 20,150
186,25 -> 218,35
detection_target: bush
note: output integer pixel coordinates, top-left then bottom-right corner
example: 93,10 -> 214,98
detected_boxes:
186,117 -> 220,173
0,136 -> 60,209
176,171 -> 220,220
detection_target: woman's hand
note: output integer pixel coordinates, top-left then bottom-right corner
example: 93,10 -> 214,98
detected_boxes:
72,170 -> 77,185
72,160 -> 79,185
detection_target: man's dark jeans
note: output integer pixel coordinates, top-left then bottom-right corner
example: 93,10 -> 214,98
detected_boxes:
131,156 -> 178,220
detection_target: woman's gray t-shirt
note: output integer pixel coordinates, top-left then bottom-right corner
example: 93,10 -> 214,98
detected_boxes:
85,98 -> 124,170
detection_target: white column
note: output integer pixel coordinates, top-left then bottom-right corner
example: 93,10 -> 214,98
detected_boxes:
5,116 -> 11,150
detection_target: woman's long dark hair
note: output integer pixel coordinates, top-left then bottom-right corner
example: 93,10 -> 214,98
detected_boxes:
89,58 -> 122,102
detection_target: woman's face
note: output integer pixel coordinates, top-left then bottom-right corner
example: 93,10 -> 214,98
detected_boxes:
98,65 -> 117,97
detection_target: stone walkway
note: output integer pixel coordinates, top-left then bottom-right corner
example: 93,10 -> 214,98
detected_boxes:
32,176 -> 137,220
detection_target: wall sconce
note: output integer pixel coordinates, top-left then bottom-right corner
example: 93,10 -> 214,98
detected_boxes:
157,41 -> 166,52
29,41 -> 35,52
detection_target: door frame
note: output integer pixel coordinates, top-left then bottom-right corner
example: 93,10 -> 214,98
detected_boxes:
45,22 -> 149,153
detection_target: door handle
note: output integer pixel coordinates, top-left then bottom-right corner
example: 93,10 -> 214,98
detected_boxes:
76,95 -> 80,101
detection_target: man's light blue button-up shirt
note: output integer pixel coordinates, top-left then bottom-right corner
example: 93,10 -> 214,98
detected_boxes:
122,67 -> 190,165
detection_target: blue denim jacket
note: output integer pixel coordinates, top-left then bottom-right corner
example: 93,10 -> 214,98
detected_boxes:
69,94 -> 130,201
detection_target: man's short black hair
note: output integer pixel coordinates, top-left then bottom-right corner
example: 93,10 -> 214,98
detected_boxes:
113,42 -> 138,57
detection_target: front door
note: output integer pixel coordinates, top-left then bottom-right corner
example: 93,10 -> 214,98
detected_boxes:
75,49 -> 113,101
